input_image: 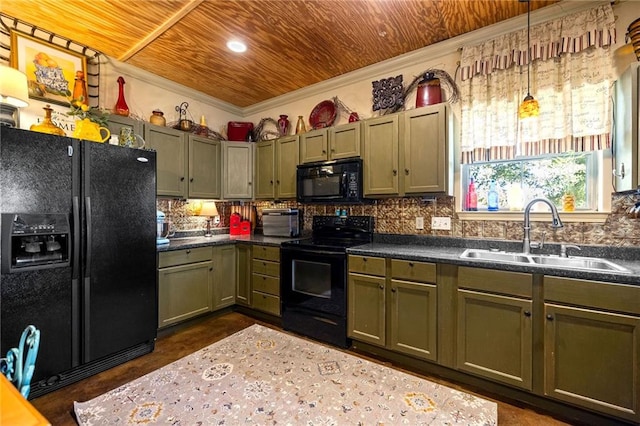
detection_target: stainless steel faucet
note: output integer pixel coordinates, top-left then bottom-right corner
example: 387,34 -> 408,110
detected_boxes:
522,197 -> 563,254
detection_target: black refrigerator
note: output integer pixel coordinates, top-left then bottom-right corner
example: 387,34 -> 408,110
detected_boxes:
0,127 -> 158,398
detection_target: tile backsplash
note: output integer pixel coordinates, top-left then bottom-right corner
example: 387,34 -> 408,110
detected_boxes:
158,192 -> 640,247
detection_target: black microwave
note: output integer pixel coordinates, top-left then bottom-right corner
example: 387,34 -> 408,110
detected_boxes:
296,158 -> 364,203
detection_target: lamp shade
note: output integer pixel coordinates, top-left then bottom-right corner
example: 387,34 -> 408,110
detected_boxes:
200,201 -> 218,217
0,65 -> 29,108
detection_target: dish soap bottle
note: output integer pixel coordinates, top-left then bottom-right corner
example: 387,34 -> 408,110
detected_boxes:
466,178 -> 478,211
488,180 -> 499,211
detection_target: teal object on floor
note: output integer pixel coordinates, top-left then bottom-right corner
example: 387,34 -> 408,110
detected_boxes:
0,325 -> 40,398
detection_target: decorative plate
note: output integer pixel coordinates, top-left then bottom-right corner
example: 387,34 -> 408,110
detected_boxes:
309,100 -> 337,129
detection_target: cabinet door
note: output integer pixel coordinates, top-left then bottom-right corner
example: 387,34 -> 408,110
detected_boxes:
389,279 -> 437,361
544,303 -> 640,422
348,272 -> 386,346
275,135 -> 299,199
188,135 -> 221,199
255,140 -> 275,199
329,122 -> 361,159
400,104 -> 447,194
300,128 -> 328,163
144,124 -> 187,197
223,142 -> 253,199
457,289 -> 533,390
158,261 -> 212,328
362,114 -> 399,196
235,244 -> 252,306
212,245 -> 236,310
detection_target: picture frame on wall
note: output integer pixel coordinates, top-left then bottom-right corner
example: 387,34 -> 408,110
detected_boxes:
10,29 -> 87,107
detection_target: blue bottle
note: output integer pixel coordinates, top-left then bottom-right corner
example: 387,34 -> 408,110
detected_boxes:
488,180 -> 499,211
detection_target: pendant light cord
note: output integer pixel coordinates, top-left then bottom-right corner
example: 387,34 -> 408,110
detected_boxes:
526,0 -> 531,97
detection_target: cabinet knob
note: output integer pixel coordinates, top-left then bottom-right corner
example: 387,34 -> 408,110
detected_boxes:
276,180 -> 280,185
209,267 -> 213,271
405,168 -> 409,175
524,310 -> 531,317
322,150 -> 326,154
190,178 -> 194,182
248,181 -> 252,185
546,314 -> 554,321
392,169 -> 397,176
331,148 -> 336,152
408,262 -> 414,267
270,180 -> 273,185
379,285 -> 384,290
186,249 -> 191,254
391,287 -> 396,292
180,177 -> 185,181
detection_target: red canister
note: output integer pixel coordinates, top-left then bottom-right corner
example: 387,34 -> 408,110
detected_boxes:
230,212 -> 242,235
416,72 -> 442,108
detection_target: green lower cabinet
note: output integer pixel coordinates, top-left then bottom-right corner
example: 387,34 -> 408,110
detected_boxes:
235,244 -> 252,307
158,261 -> 213,328
388,279 -> 437,361
544,303 -> 640,422
348,272 -> 386,345
456,289 -> 533,390
212,245 -> 236,310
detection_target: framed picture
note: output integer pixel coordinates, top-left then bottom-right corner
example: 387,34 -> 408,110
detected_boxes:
10,30 -> 87,107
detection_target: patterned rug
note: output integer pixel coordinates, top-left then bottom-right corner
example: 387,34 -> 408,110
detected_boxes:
74,324 -> 497,425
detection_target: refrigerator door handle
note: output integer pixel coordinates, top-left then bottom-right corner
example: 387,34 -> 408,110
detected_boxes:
72,196 -> 80,279
85,196 -> 92,277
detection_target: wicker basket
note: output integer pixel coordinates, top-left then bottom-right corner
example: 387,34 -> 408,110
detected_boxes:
627,17 -> 640,61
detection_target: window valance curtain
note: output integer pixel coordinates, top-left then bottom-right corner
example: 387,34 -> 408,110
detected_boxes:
459,4 -> 616,164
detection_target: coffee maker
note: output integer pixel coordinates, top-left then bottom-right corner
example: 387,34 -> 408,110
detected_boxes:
156,211 -> 171,247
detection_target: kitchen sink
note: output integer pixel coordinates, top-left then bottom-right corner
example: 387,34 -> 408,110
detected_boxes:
460,249 -> 631,274
460,249 -> 534,264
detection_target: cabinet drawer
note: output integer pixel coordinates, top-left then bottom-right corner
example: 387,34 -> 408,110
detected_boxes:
458,266 -> 532,298
391,259 -> 436,283
252,291 -> 280,316
253,245 -> 280,262
544,276 -> 640,315
252,259 -> 280,277
252,273 -> 280,296
348,255 -> 386,276
159,247 -> 213,268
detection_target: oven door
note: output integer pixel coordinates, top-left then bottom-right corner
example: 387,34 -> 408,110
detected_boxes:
280,246 -> 346,316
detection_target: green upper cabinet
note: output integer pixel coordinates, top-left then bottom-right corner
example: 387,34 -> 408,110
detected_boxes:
188,135 -> 221,199
144,124 -> 187,198
363,104 -> 450,197
222,141 -> 254,200
255,135 -> 299,200
362,114 -> 400,196
400,104 -> 448,194
300,122 -> 361,164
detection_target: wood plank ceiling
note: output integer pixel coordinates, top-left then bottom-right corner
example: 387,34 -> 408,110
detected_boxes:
1,0 -> 558,108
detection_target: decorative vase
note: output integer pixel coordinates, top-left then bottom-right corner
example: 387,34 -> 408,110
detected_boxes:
73,118 -> 111,143
30,104 -> 66,136
277,114 -> 290,136
415,72 -> 442,107
72,71 -> 88,106
149,109 -> 166,126
295,115 -> 306,134
348,112 -> 360,122
114,76 -> 130,116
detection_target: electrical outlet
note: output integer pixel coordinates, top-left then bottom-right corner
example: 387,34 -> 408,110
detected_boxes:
415,217 -> 424,230
431,216 -> 451,230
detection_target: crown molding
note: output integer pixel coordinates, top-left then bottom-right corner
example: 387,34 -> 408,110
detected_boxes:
243,1 -> 608,116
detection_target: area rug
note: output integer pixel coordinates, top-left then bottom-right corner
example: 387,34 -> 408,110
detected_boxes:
74,324 -> 497,425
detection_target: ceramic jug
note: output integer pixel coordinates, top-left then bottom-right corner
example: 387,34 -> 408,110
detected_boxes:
118,127 -> 145,148
73,118 -> 110,143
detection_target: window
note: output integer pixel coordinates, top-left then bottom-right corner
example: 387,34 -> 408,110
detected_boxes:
461,153 -> 597,212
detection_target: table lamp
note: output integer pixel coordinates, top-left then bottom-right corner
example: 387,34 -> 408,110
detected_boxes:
0,65 -> 29,127
200,201 -> 218,237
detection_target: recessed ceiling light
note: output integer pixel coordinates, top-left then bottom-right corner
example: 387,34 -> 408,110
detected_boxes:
227,40 -> 247,53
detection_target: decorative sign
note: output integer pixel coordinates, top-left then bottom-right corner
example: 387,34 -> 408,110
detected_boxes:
371,75 -> 404,112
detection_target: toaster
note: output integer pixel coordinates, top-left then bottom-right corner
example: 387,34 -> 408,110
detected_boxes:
262,208 -> 301,237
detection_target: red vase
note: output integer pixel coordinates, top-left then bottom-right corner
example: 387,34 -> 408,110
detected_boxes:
114,76 -> 130,116
277,115 -> 290,136
416,73 -> 442,108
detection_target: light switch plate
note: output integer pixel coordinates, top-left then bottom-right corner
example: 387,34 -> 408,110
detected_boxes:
415,217 -> 424,230
432,216 -> 451,230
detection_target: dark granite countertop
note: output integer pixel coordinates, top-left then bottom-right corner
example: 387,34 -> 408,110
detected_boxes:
157,234 -> 301,252
347,235 -> 640,286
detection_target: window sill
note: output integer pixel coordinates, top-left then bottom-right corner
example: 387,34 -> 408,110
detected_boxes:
456,211 -> 610,224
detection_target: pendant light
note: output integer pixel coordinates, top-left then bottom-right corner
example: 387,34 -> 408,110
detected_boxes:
518,0 -> 539,119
